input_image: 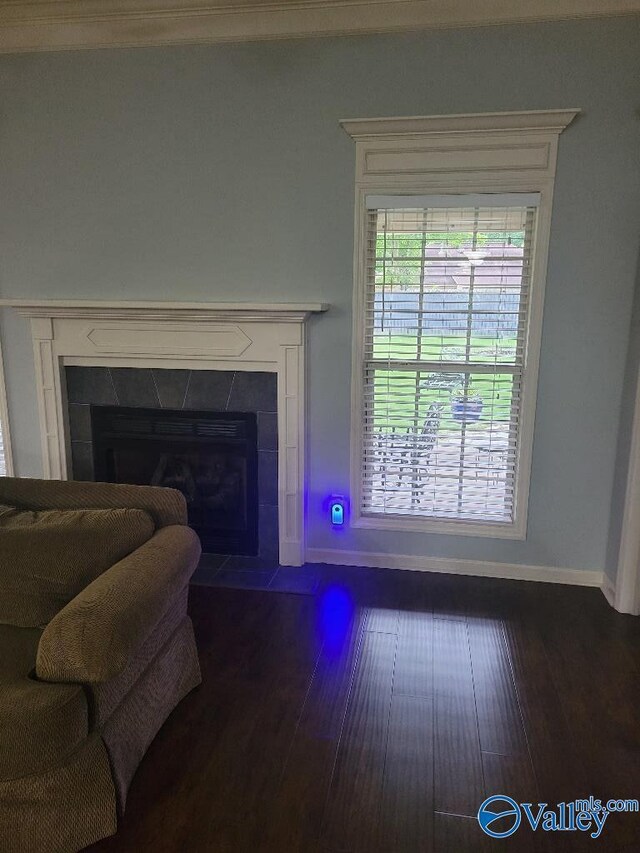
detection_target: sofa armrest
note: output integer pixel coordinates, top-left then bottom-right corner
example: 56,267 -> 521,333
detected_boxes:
35,525 -> 201,684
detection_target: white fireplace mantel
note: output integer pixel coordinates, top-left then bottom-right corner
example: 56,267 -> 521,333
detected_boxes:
1,299 -> 328,322
1,299 -> 329,566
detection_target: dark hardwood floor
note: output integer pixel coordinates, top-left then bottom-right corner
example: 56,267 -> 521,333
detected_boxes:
87,566 -> 640,852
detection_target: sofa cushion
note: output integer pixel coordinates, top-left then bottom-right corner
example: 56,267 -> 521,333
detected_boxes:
0,504 -> 155,627
0,623 -> 88,781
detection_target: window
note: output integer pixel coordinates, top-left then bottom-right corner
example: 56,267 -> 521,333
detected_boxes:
363,194 -> 537,526
342,110 -> 578,537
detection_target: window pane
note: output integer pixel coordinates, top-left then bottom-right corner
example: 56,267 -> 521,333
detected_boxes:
363,368 -> 518,522
361,202 -> 535,524
371,320 -> 524,365
366,207 -> 530,366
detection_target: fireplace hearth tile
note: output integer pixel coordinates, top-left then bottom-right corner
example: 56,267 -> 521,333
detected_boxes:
152,369 -> 191,409
184,370 -> 234,411
190,561 -> 320,595
269,567 -> 319,595
111,368 -> 160,408
227,371 -> 277,414
198,553 -> 229,570
209,568 -> 276,590
223,554 -> 279,572
257,412 -> 278,452
190,553 -> 229,584
66,366 -> 117,406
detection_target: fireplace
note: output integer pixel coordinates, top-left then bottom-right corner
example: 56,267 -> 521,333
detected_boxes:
8,300 -> 326,565
64,365 -> 280,561
91,405 -> 259,555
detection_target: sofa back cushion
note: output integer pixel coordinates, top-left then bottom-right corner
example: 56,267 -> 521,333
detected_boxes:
0,504 -> 155,627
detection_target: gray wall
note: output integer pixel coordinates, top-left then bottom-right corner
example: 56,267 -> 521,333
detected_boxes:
1,16 -> 639,572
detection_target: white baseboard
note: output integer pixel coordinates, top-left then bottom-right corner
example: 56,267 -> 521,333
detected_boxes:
305,547 -> 603,587
601,574 -> 617,607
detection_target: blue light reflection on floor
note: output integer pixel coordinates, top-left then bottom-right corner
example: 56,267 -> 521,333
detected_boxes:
316,585 -> 355,660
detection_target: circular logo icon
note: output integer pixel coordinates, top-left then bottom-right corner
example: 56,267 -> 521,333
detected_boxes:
477,795 -> 521,838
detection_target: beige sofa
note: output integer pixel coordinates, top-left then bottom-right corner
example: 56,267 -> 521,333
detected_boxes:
0,477 -> 202,853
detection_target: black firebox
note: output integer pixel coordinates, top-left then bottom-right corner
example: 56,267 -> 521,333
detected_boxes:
91,406 -> 259,556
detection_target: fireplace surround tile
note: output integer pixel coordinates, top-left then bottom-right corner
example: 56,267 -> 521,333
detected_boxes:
227,371 -> 277,413
65,365 -> 279,560
257,412 -> 278,452
183,369 -> 234,411
70,441 -> 94,482
111,367 -> 160,408
152,369 -> 191,409
66,366 -> 117,406
258,503 -> 279,559
68,403 -> 92,442
258,451 -> 278,507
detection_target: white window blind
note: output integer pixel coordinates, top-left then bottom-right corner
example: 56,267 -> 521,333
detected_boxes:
361,194 -> 539,524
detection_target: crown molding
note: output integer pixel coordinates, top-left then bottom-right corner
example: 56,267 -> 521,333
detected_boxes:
340,109 -> 581,140
0,299 -> 329,323
0,0 -> 638,54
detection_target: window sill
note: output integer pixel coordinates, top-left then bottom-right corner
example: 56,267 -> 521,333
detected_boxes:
352,511 -> 527,540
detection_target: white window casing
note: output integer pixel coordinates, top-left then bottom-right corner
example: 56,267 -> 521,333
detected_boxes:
341,110 -> 579,539
0,331 -> 13,476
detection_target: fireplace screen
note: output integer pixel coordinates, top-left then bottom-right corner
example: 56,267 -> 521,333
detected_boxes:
91,406 -> 259,555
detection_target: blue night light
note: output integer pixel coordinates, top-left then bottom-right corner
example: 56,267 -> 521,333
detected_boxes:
329,495 -> 346,527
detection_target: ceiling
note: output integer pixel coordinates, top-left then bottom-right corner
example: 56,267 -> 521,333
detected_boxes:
0,0 -> 638,53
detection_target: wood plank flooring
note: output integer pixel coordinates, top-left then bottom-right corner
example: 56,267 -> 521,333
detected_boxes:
87,566 -> 640,852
